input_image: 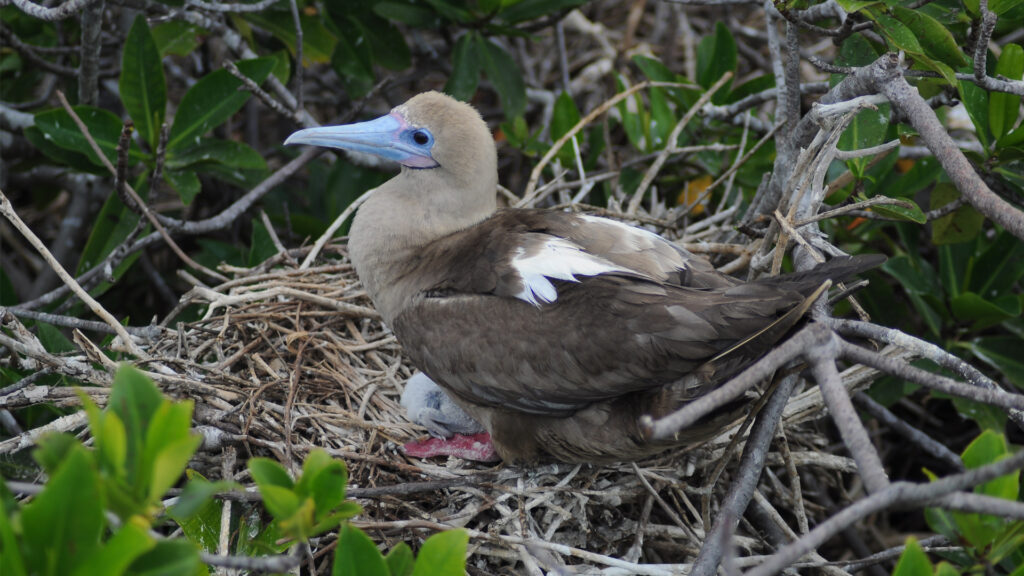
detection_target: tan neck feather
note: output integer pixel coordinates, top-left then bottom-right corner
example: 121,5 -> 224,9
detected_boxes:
348,166 -> 497,324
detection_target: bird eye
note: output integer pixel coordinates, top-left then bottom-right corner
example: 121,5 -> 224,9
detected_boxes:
412,130 -> 430,145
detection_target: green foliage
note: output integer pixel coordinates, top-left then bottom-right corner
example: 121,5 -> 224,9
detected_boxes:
247,448 -> 467,575
2,366 -> 467,576
891,537 -> 965,576
121,14 -> 166,150
923,430 -> 1024,572
1,366 -> 204,576
248,449 -> 362,542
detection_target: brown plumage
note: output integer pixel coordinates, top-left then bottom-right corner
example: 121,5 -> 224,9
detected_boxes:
286,92 -> 884,463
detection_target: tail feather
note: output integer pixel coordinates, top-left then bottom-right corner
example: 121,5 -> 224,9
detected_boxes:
650,253 -> 885,422
755,254 -> 886,295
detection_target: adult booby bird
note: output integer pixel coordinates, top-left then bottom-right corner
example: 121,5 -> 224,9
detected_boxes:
286,91 -> 882,464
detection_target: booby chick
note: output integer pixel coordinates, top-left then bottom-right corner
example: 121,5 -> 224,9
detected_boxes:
286,91 -> 883,464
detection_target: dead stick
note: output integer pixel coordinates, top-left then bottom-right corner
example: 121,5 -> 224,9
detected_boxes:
0,188 -> 145,358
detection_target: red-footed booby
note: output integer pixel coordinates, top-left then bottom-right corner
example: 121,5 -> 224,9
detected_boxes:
286,91 -> 883,464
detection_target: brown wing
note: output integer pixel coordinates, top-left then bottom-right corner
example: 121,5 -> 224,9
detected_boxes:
392,275 -> 806,415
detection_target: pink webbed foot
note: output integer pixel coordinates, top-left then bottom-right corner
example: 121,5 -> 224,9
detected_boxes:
402,432 -> 500,462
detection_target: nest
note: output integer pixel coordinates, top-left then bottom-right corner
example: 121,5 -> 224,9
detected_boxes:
141,239 -> 865,573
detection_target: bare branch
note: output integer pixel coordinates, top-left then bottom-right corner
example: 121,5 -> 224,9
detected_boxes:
840,340 -> 1024,412
809,339 -> 890,493
867,54 -> 1024,239
690,374 -> 799,575
2,0 -> 102,21
747,448 -> 1024,576
853,393 -> 964,471
0,189 -> 145,357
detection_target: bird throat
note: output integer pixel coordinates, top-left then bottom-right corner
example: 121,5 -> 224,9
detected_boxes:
348,169 -> 496,325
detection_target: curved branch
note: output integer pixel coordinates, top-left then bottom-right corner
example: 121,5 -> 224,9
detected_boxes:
746,448 -> 1024,576
868,54 -> 1024,239
2,0 -> 102,20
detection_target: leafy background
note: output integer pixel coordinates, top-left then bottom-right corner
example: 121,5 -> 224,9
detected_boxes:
2,0 -> 1024,573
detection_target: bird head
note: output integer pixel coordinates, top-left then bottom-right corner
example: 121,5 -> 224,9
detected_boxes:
285,91 -> 497,191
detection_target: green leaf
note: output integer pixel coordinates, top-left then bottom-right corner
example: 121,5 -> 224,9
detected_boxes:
340,13 -> 410,71
838,103 -> 890,177
373,2 -> 440,27
36,322 -> 74,353
77,182 -> 145,274
971,231 -> 1024,296
444,33 -> 480,103
965,337 -> 1024,389
168,474 -> 238,553
97,410 -> 129,474
333,524 -> 389,576
164,168 -> 201,206
168,475 -> 233,521
385,542 -> 415,576
868,11 -> 924,54
937,242 -> 971,299
34,106 -> 145,168
127,540 -> 202,576
892,537 -> 933,576
32,432 -> 79,474
0,485 -> 28,576
331,36 -> 375,99
961,430 -> 1018,501
930,183 -> 983,244
696,22 -> 736,100
836,33 -> 881,69
120,14 -> 166,149
727,74 -> 774,103
883,157 -> 940,198
249,217 -> 278,266
477,36 -> 526,118
552,91 -> 585,140
21,444 -> 103,576
167,57 -> 275,150
166,138 -> 266,171
71,522 -> 155,576
497,0 -> 588,23
992,0 -> 1024,15
614,77 -> 645,151
149,435 -> 202,501
151,21 -> 204,57
951,292 -> 1021,324
269,49 -> 291,84
990,44 -> 1023,140
411,530 -> 468,576
892,7 -> 967,68
632,55 -> 699,108
649,87 -> 674,149
295,449 -> 347,507
834,0 -> 881,12
882,256 -> 937,295
551,91 -> 581,162
109,365 -> 164,484
951,396 -> 1007,431
870,197 -> 927,223
243,12 -> 336,64
249,457 -> 294,489
959,77 -> 991,149
24,125 -> 99,172
278,494 -> 315,540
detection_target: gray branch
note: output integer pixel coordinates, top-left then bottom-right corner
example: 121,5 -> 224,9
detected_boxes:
2,0 -> 102,20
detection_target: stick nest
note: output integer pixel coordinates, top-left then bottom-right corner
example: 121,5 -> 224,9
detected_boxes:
139,240 -> 861,572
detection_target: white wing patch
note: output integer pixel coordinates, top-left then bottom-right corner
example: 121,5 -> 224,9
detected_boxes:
512,238 -> 627,306
579,214 -> 684,258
